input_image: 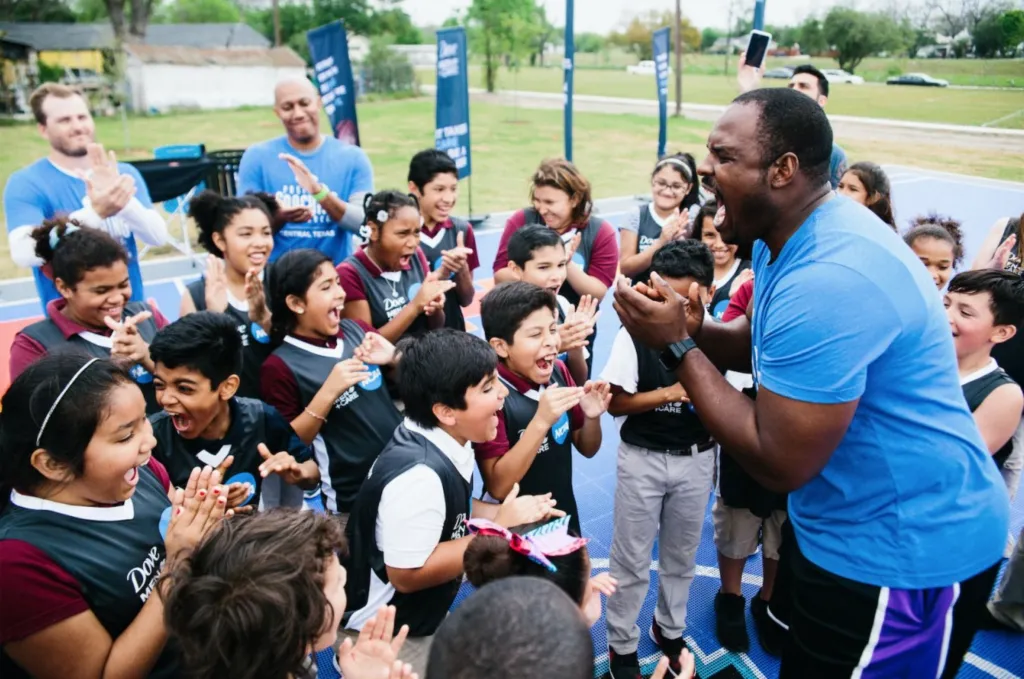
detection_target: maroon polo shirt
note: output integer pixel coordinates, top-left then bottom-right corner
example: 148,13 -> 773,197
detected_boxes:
337,247 -> 431,303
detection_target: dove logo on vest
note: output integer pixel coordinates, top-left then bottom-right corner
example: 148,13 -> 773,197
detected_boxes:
130,364 -> 153,384
552,412 -> 570,445
250,322 -> 271,344
638,235 -> 657,253
383,293 -> 411,321
450,512 -> 468,540
225,472 -> 257,506
127,544 -> 165,602
571,252 -> 586,269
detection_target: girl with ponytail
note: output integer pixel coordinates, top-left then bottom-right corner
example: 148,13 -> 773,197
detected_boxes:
337,190 -> 454,344
8,218 -> 168,413
181,190 -> 279,398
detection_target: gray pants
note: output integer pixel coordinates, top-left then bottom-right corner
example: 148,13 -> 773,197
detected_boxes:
606,442 -> 715,653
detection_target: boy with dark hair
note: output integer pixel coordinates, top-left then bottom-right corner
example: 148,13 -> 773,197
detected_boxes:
600,240 -> 717,678
150,311 -> 319,510
407,149 -> 479,332
426,577 -> 595,679
506,225 -> 597,386
475,281 -> 610,536
344,328 -> 564,677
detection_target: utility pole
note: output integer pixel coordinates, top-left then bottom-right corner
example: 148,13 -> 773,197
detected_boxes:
674,0 -> 682,116
724,0 -> 734,76
273,0 -> 282,47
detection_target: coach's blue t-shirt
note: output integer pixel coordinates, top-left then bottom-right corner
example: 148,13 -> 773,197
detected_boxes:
750,196 -> 1008,589
3,159 -> 151,307
237,136 -> 373,264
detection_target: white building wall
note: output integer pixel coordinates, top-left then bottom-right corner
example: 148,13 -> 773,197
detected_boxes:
131,63 -> 306,111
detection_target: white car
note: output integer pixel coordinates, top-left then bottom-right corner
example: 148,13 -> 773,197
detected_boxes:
821,68 -> 865,85
626,60 -> 672,76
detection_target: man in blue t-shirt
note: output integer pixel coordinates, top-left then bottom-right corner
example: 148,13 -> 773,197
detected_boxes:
237,78 -> 373,264
738,62 -> 847,189
3,83 -> 167,309
614,88 -> 1008,678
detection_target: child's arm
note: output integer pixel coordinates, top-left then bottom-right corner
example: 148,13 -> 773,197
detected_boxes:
608,383 -> 688,417
476,388 -> 583,500
972,383 -> 1024,454
566,347 -> 589,385
572,381 -> 611,457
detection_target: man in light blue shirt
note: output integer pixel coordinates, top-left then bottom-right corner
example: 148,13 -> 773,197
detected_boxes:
238,78 -> 373,264
614,88 -> 1008,678
4,83 -> 167,308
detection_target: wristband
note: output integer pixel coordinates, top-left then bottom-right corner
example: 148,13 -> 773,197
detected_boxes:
312,184 -> 331,202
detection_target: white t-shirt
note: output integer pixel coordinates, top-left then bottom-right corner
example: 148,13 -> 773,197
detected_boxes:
345,419 -> 475,631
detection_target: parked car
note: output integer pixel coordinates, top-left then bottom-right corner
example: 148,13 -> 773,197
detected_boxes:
886,73 -> 950,87
626,60 -> 671,76
821,68 -> 865,85
764,66 -> 794,79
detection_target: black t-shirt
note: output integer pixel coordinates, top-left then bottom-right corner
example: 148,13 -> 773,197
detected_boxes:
991,218 -> 1024,387
962,363 -> 1018,469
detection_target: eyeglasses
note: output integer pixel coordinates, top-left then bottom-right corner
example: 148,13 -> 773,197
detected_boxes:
653,179 -> 687,193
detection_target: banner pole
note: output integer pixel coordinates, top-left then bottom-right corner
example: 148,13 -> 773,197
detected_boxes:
563,0 -> 574,162
753,0 -> 767,31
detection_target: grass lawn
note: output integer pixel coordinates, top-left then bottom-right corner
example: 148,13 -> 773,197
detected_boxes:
1,98 -> 1022,280
419,65 -> 1024,129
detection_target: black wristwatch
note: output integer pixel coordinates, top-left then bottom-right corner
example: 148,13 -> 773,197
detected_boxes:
659,337 -> 698,371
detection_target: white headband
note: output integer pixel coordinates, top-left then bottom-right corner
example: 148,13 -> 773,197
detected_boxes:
655,157 -> 694,181
36,358 -> 100,447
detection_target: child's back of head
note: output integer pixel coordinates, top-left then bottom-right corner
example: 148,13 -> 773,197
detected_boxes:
652,239 -> 714,288
426,576 -> 594,679
149,310 -> 243,388
162,509 -> 347,679
508,224 -> 564,269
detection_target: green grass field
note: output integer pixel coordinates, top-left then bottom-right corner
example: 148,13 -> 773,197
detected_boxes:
1,98 -> 1022,279
419,65 -> 1024,128
570,51 -> 1024,89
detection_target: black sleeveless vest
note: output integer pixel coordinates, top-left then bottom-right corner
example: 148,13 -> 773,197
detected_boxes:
345,250 -> 431,338
709,260 -> 752,321
418,218 -> 471,332
992,217 -> 1024,387
620,338 -> 711,452
497,363 -> 582,535
0,465 -> 178,678
523,208 -> 603,308
963,365 -> 1018,468
187,274 -> 274,400
18,301 -> 161,415
268,321 -> 401,512
151,397 -> 272,505
345,425 -> 471,637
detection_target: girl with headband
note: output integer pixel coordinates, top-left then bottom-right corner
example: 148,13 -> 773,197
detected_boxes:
619,153 -> 702,284
0,353 -> 230,679
9,219 -> 169,414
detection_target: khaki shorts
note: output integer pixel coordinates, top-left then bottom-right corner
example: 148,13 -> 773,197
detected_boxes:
712,496 -> 787,561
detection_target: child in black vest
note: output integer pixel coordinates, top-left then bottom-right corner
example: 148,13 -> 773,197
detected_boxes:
261,249 -> 402,522
150,311 -> 319,514
696,200 -> 752,321
407,149 -> 479,332
600,240 -> 717,679
164,509 -> 416,679
506,225 -> 597,385
180,190 -> 278,399
9,219 -> 168,413
345,329 -> 564,677
0,353 -> 228,679
338,191 -> 454,344
474,282 -> 611,537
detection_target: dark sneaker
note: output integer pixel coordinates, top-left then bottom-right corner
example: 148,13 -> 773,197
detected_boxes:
607,648 -> 642,679
715,591 -> 750,653
751,594 -> 786,657
649,619 -> 690,676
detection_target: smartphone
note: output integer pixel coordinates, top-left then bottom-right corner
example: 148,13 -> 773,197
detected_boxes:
744,30 -> 772,68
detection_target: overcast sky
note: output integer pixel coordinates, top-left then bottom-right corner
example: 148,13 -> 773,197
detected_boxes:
400,0 -> 846,33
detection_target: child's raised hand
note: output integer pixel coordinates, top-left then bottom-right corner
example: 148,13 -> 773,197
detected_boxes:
494,484 -> 565,528
439,230 -> 474,276
650,648 -> 696,679
990,234 -> 1018,271
245,267 -> 270,327
574,294 -> 600,328
337,605 -> 413,679
579,381 -> 612,419
355,332 -> 397,366
165,470 -> 231,559
106,311 -> 154,369
589,572 -> 617,597
414,270 -> 456,312
257,443 -> 307,485
564,233 -> 583,265
729,269 -> 754,299
658,209 -> 684,245
536,386 -> 584,428
557,313 -> 591,353
325,357 -> 372,398
210,454 -> 254,514
204,255 -> 229,313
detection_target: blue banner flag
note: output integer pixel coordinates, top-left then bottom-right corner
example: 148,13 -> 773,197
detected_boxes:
563,0 -> 575,161
753,0 -> 767,30
435,27 -> 472,179
652,27 -> 670,159
307,21 -> 360,145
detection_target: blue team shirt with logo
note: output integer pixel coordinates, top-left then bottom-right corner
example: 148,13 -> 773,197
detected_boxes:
750,196 -> 1008,589
237,136 -> 374,264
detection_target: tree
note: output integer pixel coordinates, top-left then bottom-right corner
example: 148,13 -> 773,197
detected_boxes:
466,0 -> 539,92
164,0 -> 239,23
700,27 -> 721,52
576,32 -> 605,53
797,18 -> 828,55
823,8 -> 903,73
925,0 -> 1013,38
0,0 -> 77,21
101,0 -> 158,43
528,5 -> 560,67
609,10 -> 700,61
974,8 -> 1024,56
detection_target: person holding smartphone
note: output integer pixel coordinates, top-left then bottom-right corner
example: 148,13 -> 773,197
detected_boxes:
737,40 -> 848,190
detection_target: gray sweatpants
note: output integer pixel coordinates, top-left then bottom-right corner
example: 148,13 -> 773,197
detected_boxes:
606,442 -> 715,653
